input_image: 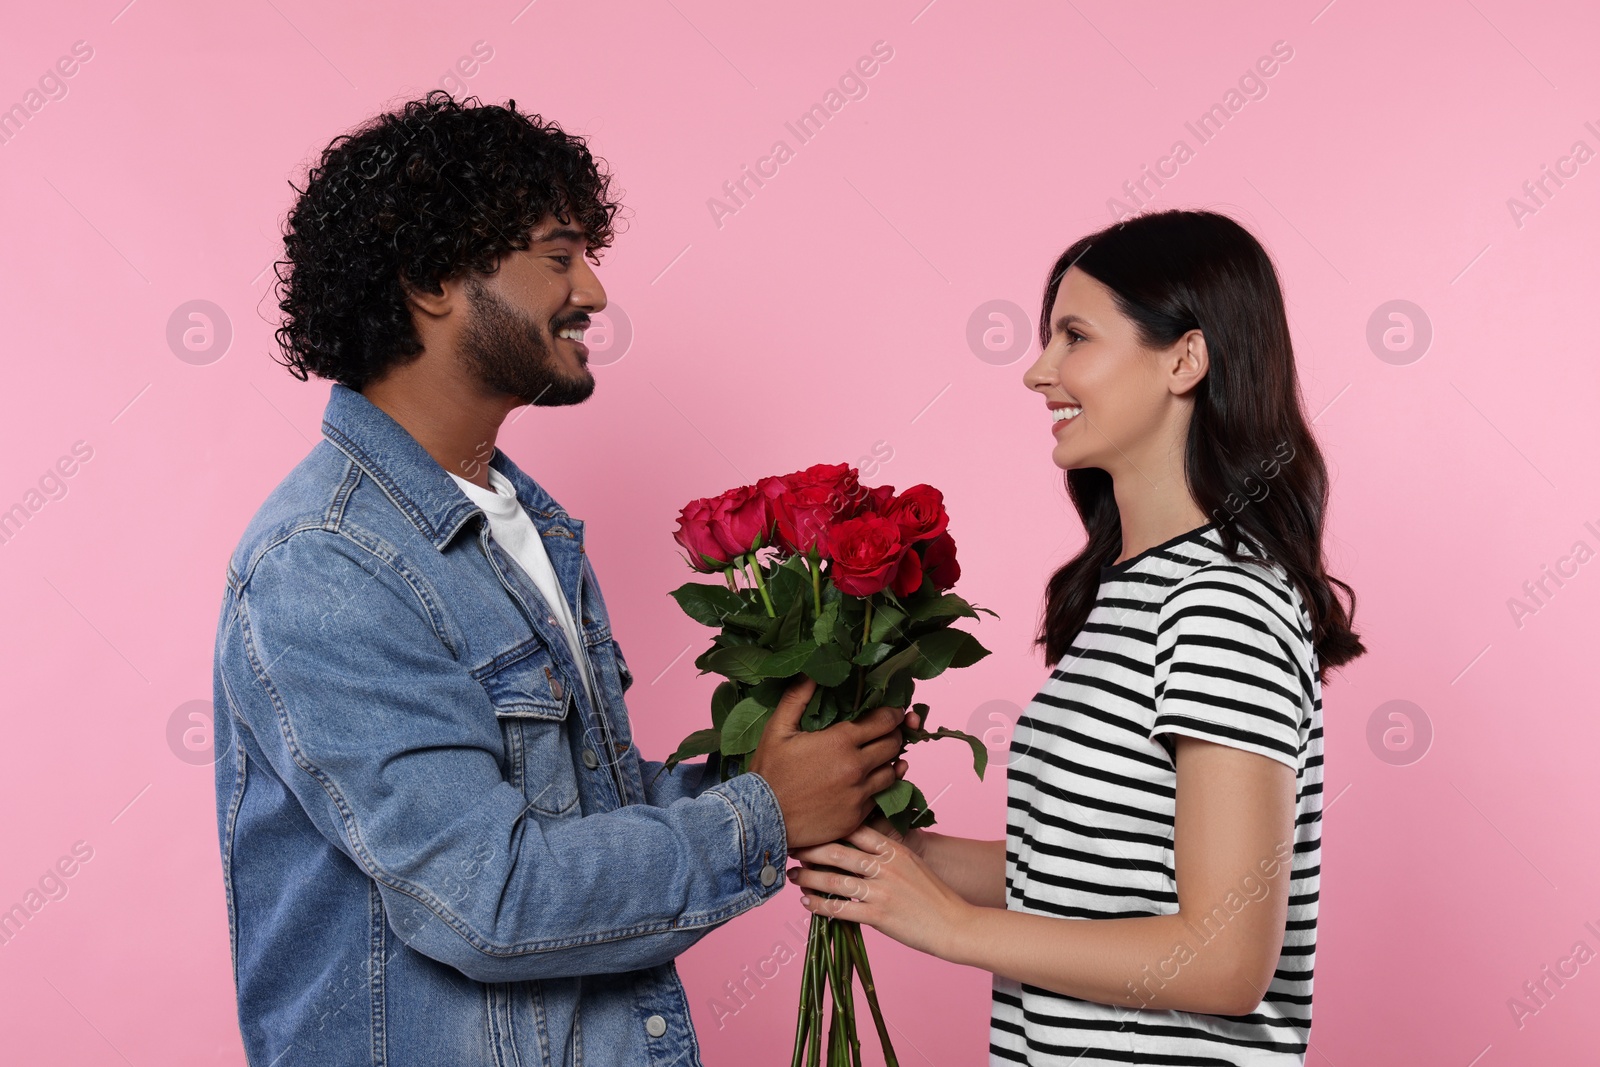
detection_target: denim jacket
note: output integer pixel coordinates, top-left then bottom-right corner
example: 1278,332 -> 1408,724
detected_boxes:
211,383 -> 789,1067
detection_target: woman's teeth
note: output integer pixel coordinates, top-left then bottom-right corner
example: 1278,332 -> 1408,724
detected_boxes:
1051,405 -> 1082,423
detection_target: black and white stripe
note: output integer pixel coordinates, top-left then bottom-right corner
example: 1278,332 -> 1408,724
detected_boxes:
992,523 -> 1323,1065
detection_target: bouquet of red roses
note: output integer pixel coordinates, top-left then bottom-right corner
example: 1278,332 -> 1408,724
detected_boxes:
662,462 -> 995,1066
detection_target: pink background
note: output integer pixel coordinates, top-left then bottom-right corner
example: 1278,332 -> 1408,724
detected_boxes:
1,0 -> 1596,1062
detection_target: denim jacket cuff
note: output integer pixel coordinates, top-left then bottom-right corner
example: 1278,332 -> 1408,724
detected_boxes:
707,771 -> 789,900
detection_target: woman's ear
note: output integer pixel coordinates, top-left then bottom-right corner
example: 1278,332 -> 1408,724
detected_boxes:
1167,328 -> 1209,396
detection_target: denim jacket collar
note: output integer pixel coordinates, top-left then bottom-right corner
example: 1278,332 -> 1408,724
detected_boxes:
320,382 -> 590,618
321,381 -> 581,532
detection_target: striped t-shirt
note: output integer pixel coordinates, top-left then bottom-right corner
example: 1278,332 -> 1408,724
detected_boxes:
992,521 -> 1323,1065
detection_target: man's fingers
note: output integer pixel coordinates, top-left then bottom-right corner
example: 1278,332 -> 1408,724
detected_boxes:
848,704 -> 905,744
863,762 -> 901,798
858,733 -> 903,770
769,675 -> 816,731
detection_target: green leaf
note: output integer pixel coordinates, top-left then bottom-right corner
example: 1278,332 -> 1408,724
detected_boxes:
774,594 -> 806,649
669,582 -> 747,626
767,558 -> 806,617
720,698 -> 771,755
869,603 -> 908,645
884,782 -> 936,834
865,641 -> 923,690
883,671 -> 916,710
747,676 -> 788,709
711,681 -> 741,731
873,778 -> 913,817
907,592 -> 979,624
759,641 -> 818,679
812,601 -> 840,647
723,612 -> 781,639
663,728 -> 721,770
702,645 -> 773,683
802,643 -> 852,687
905,725 -> 989,781
799,683 -> 830,731
909,629 -> 991,680
851,641 -> 893,667
814,686 -> 842,729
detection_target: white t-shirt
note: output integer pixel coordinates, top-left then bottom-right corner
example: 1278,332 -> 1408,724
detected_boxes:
447,466 -> 595,710
993,522 -> 1323,1065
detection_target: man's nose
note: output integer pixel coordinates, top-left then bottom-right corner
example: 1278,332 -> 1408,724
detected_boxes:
570,259 -> 606,314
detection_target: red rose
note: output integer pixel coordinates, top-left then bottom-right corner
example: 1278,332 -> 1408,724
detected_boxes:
754,475 -> 789,517
861,484 -> 896,514
882,485 -> 949,543
827,514 -> 907,597
889,543 -> 923,597
773,484 -> 841,557
781,462 -> 861,500
783,462 -> 865,519
674,496 -> 732,573
708,484 -> 771,559
921,531 -> 960,591
772,466 -> 863,557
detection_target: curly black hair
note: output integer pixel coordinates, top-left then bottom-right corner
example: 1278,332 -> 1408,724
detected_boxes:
270,91 -> 623,389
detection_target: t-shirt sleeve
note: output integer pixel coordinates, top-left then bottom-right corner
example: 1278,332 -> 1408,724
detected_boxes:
1150,566 -> 1307,770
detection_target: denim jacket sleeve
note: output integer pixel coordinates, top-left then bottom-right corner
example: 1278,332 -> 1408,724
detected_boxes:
639,757 -> 715,808
225,528 -> 788,985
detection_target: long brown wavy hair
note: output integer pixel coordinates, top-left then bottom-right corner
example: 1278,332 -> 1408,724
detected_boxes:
1034,209 -> 1364,682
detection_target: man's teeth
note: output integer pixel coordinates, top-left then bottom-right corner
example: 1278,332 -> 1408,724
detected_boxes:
557,326 -> 586,341
1051,406 -> 1083,422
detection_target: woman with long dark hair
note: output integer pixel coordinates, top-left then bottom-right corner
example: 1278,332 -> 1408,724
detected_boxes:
789,209 -> 1364,1064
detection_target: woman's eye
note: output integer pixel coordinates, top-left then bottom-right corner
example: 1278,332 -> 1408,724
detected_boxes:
1063,329 -> 1084,346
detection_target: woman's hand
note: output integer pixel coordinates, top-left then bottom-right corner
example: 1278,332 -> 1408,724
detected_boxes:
786,820 -> 973,959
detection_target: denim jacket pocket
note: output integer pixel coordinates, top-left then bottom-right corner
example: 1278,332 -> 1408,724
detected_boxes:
473,641 -> 580,817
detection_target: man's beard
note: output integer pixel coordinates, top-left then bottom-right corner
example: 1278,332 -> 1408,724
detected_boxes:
459,278 -> 595,407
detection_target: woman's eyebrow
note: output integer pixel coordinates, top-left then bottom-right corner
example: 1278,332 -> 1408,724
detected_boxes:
1054,313 -> 1092,332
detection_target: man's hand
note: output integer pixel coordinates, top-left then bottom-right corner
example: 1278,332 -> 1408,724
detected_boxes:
747,676 -> 908,850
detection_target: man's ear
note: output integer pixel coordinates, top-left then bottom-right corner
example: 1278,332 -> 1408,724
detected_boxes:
401,273 -> 461,320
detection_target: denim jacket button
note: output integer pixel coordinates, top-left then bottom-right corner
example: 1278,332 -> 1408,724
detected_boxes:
582,747 -> 599,770
759,863 -> 779,887
645,1014 -> 667,1038
549,677 -> 564,701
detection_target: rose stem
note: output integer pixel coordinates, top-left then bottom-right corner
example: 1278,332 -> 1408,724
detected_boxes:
809,546 -> 822,614
835,920 -> 862,1066
844,927 -> 896,1067
809,910 -> 826,1067
745,553 -> 776,617
790,911 -> 821,1067
852,597 -> 875,715
844,923 -> 899,1067
827,921 -> 852,1066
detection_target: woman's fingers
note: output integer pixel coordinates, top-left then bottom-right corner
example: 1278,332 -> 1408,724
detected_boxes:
790,864 -> 867,900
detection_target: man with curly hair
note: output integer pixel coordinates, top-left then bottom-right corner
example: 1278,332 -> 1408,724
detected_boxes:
210,92 -> 909,1067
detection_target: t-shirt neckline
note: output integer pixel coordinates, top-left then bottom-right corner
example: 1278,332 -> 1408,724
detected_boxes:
1099,521 -> 1218,578
449,467 -> 519,517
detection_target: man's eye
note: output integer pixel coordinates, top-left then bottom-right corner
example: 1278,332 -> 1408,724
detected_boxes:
550,254 -> 572,268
